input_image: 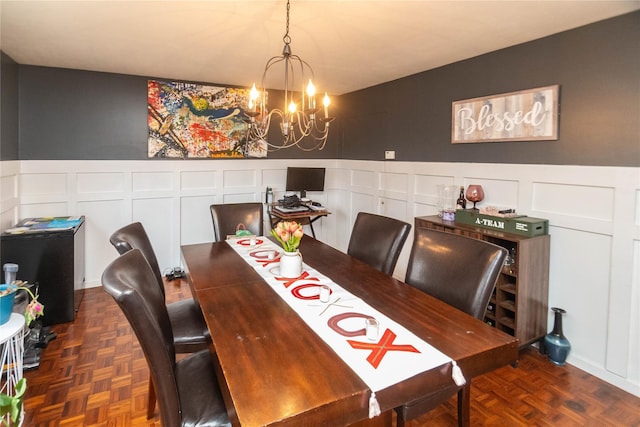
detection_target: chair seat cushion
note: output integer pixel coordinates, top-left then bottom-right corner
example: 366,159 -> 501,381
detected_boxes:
176,350 -> 231,427
167,298 -> 210,353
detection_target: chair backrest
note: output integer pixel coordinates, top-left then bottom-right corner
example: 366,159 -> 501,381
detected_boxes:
109,222 -> 165,298
210,202 -> 264,242
405,228 -> 507,319
347,212 -> 412,275
101,249 -> 181,426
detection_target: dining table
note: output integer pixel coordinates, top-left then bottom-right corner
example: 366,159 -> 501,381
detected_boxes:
181,236 -> 519,427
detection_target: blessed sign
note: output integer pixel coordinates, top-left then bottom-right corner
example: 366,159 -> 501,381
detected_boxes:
452,85 -> 559,143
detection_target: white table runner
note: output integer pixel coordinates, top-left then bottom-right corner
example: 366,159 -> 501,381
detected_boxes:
227,237 -> 465,417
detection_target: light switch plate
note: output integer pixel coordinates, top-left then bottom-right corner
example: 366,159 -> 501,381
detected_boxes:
385,150 -> 395,160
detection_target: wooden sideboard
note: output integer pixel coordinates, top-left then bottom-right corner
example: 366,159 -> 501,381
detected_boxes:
415,215 -> 550,348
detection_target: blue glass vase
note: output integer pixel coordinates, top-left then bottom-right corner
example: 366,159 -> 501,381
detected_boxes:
545,307 -> 571,365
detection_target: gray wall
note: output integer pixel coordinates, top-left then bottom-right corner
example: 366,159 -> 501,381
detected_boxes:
5,11 -> 640,166
1,52 -> 19,160
16,68 -> 338,160
338,11 -> 639,166
19,68 -> 148,160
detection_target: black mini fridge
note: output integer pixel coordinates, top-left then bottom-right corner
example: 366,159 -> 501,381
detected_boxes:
1,216 -> 85,326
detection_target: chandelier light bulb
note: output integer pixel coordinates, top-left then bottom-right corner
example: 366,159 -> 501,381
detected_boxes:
306,80 -> 316,109
249,84 -> 259,102
306,80 -> 316,97
323,93 -> 331,117
288,101 -> 297,114
248,83 -> 260,113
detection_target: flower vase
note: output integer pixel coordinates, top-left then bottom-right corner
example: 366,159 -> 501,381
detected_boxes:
544,307 -> 571,365
280,250 -> 303,278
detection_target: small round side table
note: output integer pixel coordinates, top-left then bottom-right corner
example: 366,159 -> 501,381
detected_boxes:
0,313 -> 26,426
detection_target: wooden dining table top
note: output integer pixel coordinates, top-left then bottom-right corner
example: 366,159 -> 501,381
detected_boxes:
181,236 -> 519,427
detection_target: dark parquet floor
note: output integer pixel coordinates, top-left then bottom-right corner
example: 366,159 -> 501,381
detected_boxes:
23,279 -> 640,426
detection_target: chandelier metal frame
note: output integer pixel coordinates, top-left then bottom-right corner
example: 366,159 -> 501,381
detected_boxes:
245,0 -> 334,151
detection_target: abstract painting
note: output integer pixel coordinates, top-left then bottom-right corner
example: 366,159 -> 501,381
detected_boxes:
147,80 -> 267,158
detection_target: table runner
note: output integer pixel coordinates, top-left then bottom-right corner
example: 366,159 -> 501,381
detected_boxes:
227,237 -> 466,417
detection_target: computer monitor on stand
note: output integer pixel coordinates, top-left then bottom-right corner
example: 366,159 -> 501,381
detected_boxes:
285,167 -> 325,200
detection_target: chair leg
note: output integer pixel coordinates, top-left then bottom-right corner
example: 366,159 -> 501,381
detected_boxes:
394,408 -> 414,427
457,382 -> 471,427
146,374 -> 157,419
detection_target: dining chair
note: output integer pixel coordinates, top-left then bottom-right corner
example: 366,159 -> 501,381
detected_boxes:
109,222 -> 210,418
396,227 -> 507,427
102,249 -> 231,427
210,202 -> 264,242
346,212 -> 411,275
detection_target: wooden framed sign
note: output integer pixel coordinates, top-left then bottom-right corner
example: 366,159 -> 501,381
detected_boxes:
451,85 -> 559,143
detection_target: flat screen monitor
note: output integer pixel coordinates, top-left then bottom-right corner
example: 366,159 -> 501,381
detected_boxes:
285,167 -> 325,199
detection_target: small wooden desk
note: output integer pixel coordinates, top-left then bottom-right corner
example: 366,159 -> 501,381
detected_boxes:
181,237 -> 518,427
267,204 -> 330,238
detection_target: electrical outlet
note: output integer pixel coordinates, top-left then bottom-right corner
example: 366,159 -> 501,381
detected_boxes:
385,150 -> 395,160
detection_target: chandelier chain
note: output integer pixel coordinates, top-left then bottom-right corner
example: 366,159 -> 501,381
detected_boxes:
283,0 -> 291,46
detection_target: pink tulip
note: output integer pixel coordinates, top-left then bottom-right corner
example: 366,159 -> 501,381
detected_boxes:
279,229 -> 290,242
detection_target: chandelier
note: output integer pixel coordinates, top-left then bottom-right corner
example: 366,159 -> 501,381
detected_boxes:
245,0 -> 334,151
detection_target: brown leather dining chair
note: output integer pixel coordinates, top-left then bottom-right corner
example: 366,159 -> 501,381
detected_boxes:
347,212 -> 411,275
102,249 -> 231,427
109,222 -> 210,418
210,202 -> 264,242
396,227 -> 507,427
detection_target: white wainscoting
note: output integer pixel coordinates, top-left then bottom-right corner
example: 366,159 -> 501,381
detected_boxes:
1,159 -> 638,398
0,161 -> 20,231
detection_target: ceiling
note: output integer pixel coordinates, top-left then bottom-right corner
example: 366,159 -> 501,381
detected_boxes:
1,1 -> 639,95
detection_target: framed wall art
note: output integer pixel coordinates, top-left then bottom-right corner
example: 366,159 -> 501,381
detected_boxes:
147,80 -> 267,158
452,85 -> 559,144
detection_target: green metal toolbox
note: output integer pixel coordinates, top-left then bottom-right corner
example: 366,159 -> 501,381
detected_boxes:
454,209 -> 548,237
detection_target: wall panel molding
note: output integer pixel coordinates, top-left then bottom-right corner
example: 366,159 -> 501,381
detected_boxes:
2,159 -> 639,397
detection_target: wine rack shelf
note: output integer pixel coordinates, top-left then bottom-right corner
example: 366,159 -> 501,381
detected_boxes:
415,215 -> 550,348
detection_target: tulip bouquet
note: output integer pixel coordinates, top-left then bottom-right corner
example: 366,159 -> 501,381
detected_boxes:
270,221 -> 304,252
